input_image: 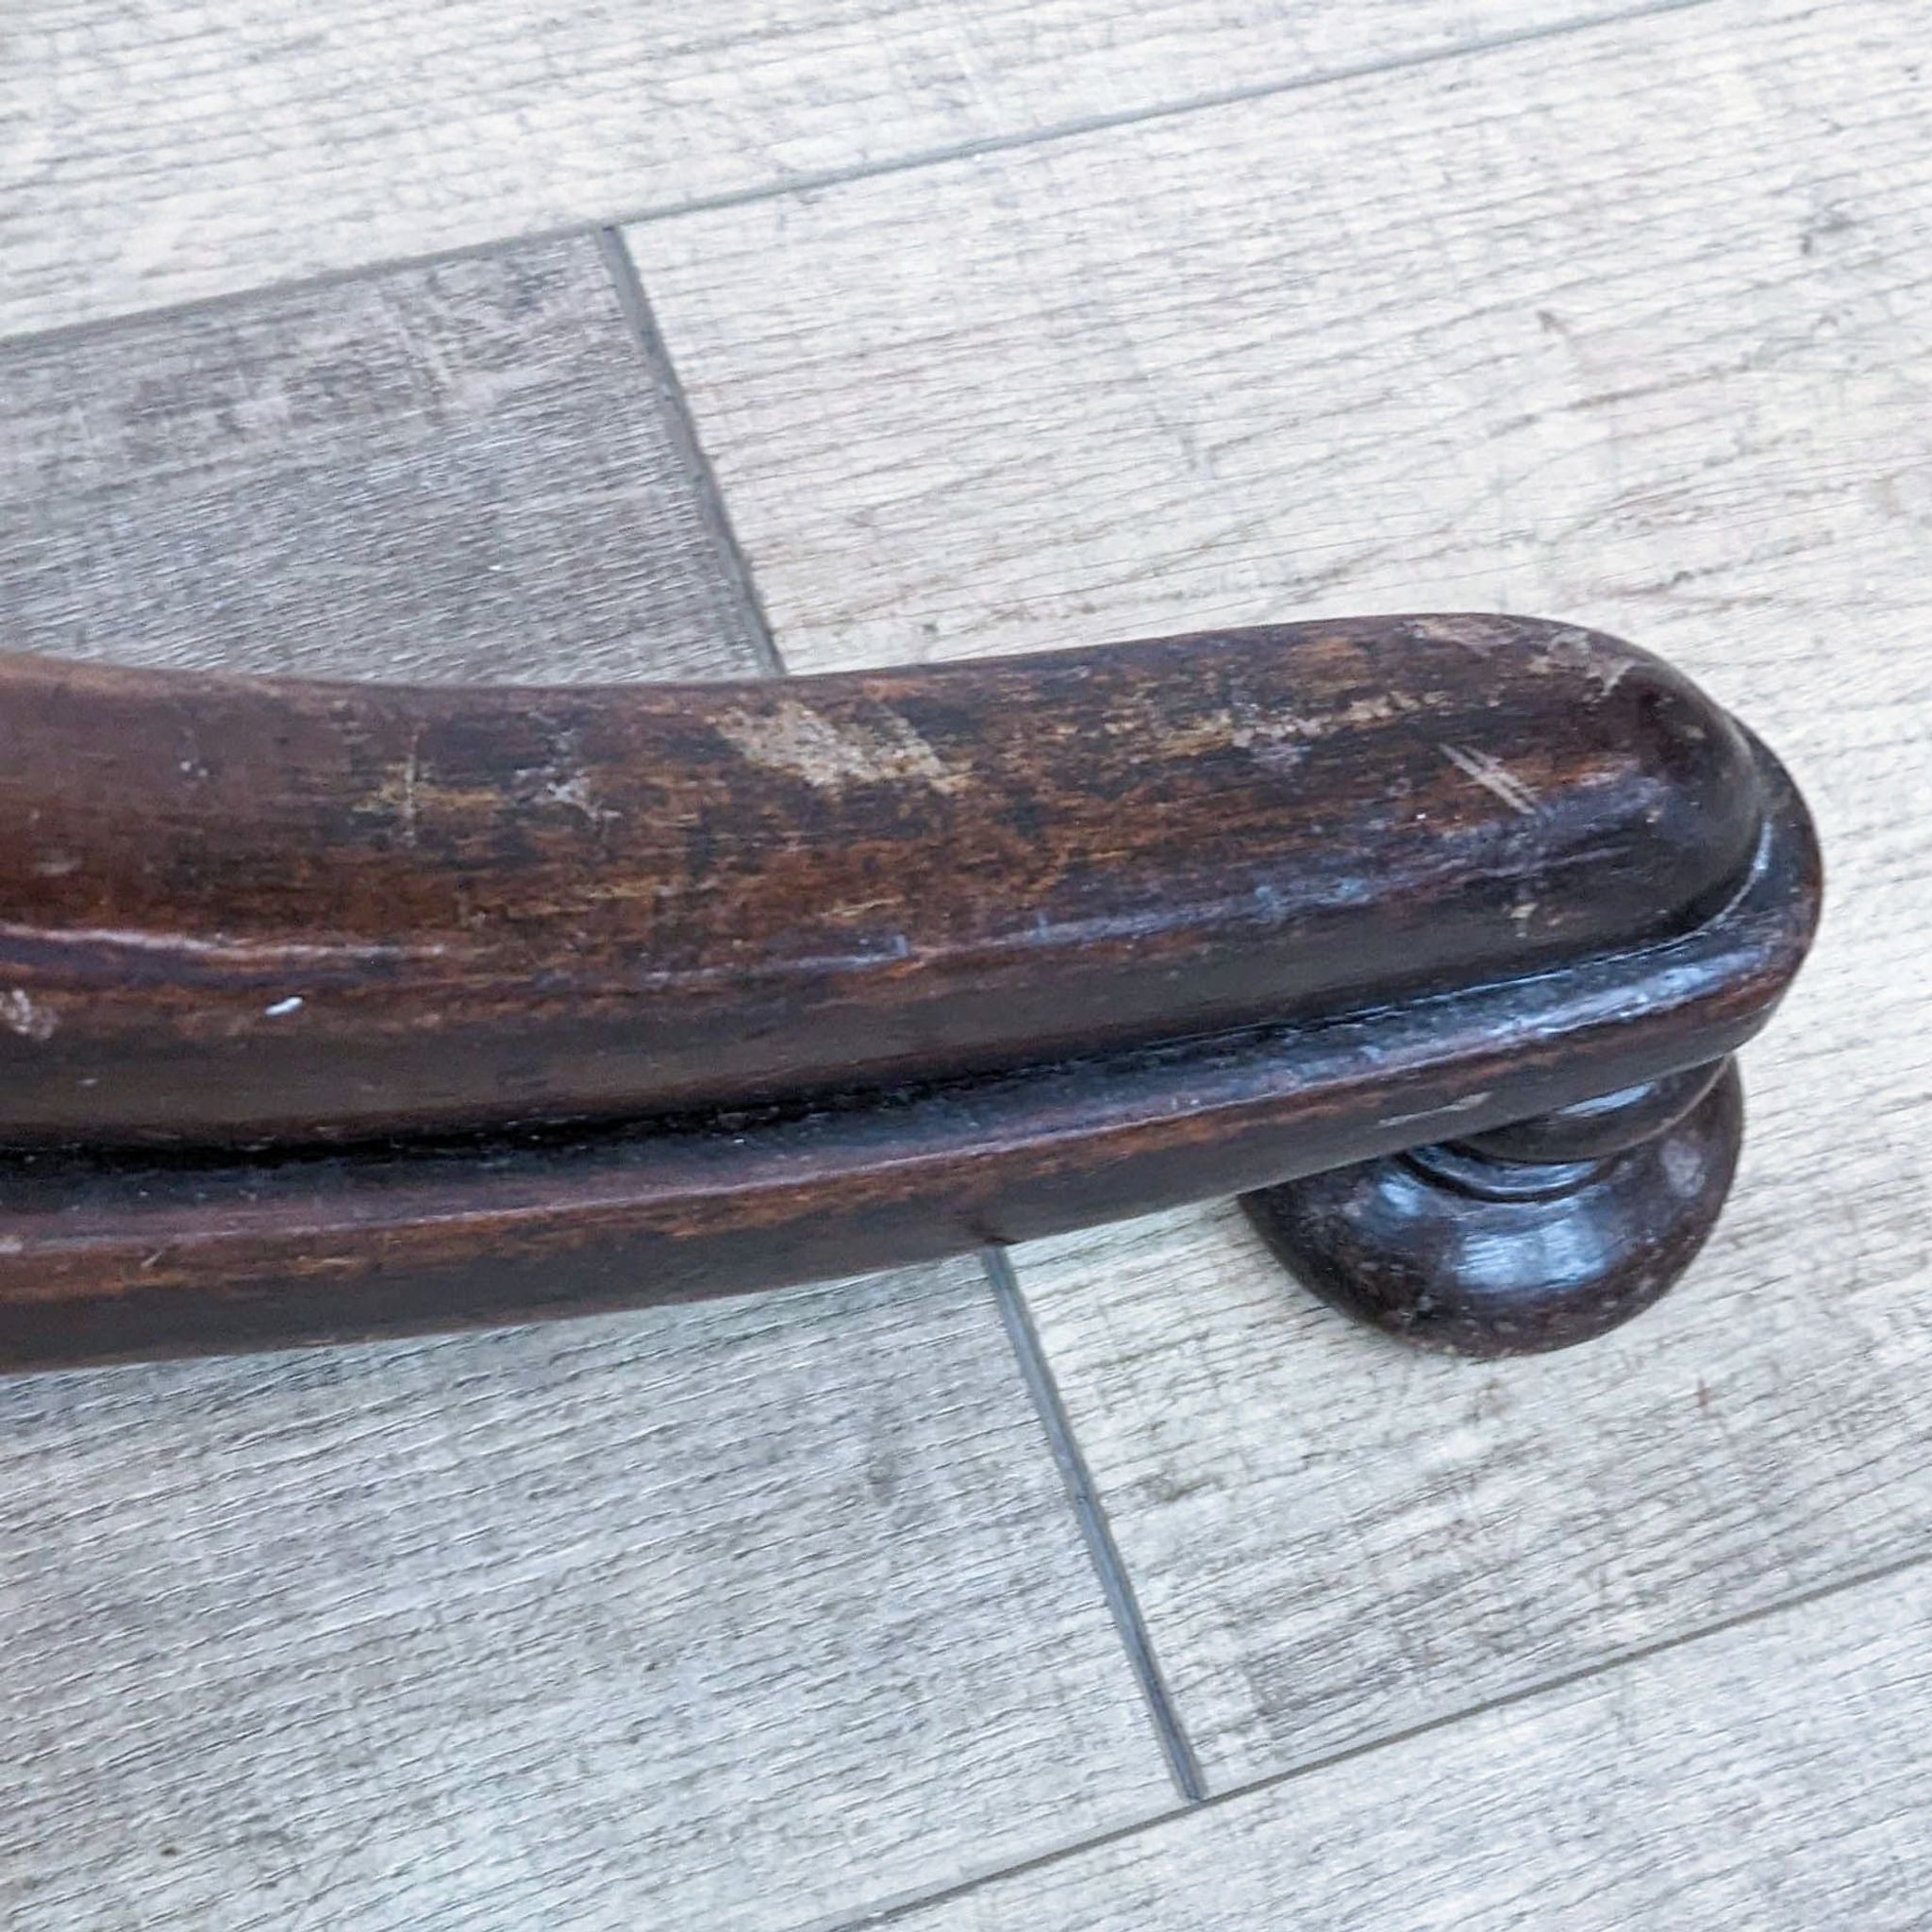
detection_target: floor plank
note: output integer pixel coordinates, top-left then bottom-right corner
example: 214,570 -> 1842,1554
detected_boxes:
0,235 -> 765,684
0,249 -> 1174,1925
628,0 -> 1932,1789
628,0 -> 1929,677
8,2 -> 1668,338
889,1560 -> 1932,1931
0,1268 -> 1174,1931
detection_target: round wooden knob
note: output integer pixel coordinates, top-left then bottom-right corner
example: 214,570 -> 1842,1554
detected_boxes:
1241,1059 -> 1743,1357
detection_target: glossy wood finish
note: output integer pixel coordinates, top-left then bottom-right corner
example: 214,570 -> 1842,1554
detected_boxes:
0,616 -> 1818,1368
0,614 -> 1758,1147
1452,1058 -> 1728,1164
1244,1060 -> 1743,1356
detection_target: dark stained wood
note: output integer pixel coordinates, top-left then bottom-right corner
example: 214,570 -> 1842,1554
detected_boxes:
0,617 -> 1820,1366
0,615 -> 1765,1146
1243,1061 -> 1744,1357
1452,1058 -> 1727,1164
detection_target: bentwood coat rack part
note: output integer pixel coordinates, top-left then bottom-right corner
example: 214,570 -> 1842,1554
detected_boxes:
0,615 -> 1818,1369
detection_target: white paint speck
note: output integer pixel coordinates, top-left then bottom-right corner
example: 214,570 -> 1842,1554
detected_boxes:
263,995 -> 305,1018
1662,1139 -> 1704,1199
0,990 -> 56,1041
541,770 -> 621,824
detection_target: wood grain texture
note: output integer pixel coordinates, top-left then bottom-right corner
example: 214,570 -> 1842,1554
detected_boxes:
890,1560 -> 1932,1931
0,236 -> 763,685
0,730 -> 1816,1371
4,0 -> 1643,338
0,618 -> 1774,1145
627,0 -> 1930,681
630,0 -> 1932,1789
0,250 -> 1173,1923
0,1265 -> 1174,1931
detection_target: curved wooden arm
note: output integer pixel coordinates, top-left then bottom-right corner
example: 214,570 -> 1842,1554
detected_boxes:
0,615 -> 1820,1368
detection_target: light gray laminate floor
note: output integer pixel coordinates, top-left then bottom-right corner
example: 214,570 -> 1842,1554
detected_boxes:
2,3 -> 1927,1926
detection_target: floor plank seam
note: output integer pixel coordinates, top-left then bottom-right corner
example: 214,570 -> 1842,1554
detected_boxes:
610,0 -> 1727,236
827,1543 -> 1932,1929
983,1247 -> 1207,1806
595,226 -> 787,678
0,0 -> 1724,360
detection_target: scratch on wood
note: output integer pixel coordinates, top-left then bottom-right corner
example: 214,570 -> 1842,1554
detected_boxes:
401,733 -> 420,846
1377,1091 -> 1491,1129
1535,627 -> 1637,696
1439,743 -> 1538,817
1407,616 -> 1512,656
